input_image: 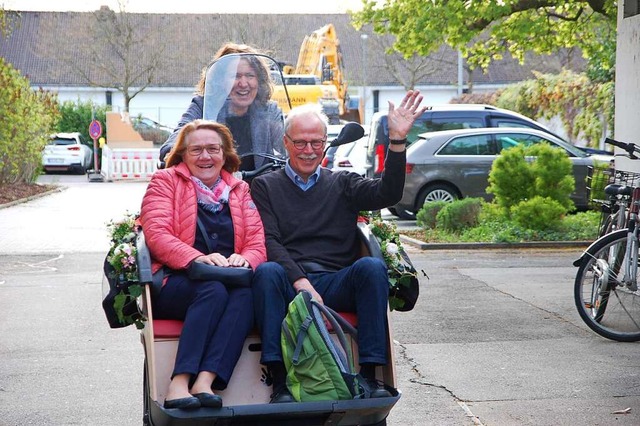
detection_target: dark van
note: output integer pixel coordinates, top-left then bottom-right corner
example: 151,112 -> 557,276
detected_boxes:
365,104 -> 568,178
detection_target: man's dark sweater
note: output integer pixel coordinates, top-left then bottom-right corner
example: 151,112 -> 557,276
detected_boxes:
250,149 -> 406,284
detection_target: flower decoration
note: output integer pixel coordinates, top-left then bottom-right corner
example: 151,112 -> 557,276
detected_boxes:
361,211 -> 422,311
106,212 -> 145,328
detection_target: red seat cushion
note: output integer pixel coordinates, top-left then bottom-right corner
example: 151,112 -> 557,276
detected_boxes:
326,312 -> 358,331
152,313 -> 358,338
153,319 -> 183,338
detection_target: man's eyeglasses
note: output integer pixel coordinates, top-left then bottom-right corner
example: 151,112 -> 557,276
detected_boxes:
187,145 -> 222,156
285,134 -> 327,150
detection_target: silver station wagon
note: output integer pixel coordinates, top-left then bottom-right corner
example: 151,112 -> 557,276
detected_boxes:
391,127 -> 612,219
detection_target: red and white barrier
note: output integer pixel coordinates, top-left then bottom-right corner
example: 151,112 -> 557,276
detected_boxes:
101,145 -> 159,181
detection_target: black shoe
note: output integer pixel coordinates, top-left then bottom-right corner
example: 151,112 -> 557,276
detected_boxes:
164,396 -> 201,409
193,392 -> 223,408
270,384 -> 295,403
362,378 -> 392,399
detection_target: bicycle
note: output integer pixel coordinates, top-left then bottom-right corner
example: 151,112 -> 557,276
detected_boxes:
574,137 -> 640,342
589,168 -> 632,237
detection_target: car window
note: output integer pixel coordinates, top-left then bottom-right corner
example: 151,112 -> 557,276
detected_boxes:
50,138 -> 76,146
496,133 -> 576,156
438,134 -> 493,155
409,117 -> 485,144
494,119 -> 535,129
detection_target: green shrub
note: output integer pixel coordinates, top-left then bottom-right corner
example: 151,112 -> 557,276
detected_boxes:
527,144 -> 575,211
409,210 -> 599,243
0,58 -> 59,184
486,145 -> 533,211
435,197 -> 483,233
510,196 -> 566,231
495,70 -> 614,148
57,99 -> 108,142
416,200 -> 448,229
487,143 -> 575,216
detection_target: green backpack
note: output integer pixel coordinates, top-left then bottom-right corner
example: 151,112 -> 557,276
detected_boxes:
281,290 -> 362,401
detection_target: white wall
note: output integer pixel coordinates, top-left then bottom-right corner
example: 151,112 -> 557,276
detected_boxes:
614,2 -> 640,171
41,86 -> 195,129
45,82 -> 516,131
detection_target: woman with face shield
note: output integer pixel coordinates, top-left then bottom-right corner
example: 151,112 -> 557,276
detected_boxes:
160,43 -> 285,171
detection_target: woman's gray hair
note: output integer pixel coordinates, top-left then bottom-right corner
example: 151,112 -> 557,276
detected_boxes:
284,104 -> 329,135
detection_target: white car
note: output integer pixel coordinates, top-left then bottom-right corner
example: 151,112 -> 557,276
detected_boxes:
330,135 -> 369,177
42,132 -> 93,174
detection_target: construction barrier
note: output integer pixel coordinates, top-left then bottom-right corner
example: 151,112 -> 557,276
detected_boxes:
101,145 -> 160,181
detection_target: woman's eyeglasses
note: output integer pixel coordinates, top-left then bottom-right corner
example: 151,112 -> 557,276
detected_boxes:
285,134 -> 326,150
187,145 -> 222,156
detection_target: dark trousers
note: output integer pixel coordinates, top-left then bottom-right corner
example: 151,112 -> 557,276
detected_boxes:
153,272 -> 253,389
253,257 -> 389,366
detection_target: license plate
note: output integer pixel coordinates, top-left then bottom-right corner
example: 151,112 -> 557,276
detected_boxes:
47,158 -> 64,164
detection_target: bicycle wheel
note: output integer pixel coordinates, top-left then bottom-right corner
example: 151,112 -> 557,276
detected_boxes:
598,214 -> 614,238
574,229 -> 640,341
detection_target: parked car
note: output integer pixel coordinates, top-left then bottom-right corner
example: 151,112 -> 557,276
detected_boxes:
330,135 -> 369,176
365,104 -> 609,179
131,115 -> 173,145
42,132 -> 93,174
390,127 -> 613,219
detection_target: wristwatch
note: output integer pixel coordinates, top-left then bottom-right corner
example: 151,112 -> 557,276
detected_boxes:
389,138 -> 407,145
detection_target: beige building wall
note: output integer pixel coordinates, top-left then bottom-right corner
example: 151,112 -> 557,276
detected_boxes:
614,2 -> 640,170
106,111 -> 154,149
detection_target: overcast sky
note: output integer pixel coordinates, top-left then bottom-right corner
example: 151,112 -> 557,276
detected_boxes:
4,0 -> 365,13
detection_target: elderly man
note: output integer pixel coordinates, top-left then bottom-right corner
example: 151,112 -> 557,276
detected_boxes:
251,90 -> 426,403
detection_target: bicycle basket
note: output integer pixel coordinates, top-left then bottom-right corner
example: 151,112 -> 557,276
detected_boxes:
587,167 -> 640,205
587,166 -> 615,208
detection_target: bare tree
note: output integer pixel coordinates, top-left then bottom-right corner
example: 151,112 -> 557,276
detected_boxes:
368,33 -> 467,91
85,2 -> 174,113
214,14 -> 290,58
36,1 -> 178,114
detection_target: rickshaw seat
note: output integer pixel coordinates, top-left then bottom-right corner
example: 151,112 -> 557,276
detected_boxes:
152,319 -> 184,339
151,313 -> 358,339
140,219 -> 374,340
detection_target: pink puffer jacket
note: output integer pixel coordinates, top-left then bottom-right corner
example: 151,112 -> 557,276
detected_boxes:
140,162 -> 266,274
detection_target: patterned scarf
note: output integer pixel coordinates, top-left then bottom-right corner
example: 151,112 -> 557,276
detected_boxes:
191,176 -> 230,213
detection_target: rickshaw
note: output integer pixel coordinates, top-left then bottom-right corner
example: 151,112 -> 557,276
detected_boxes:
132,53 -> 403,425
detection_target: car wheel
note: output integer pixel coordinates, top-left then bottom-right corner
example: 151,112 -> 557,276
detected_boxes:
417,183 -> 458,210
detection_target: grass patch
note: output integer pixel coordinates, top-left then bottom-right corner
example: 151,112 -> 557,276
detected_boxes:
400,210 -> 600,243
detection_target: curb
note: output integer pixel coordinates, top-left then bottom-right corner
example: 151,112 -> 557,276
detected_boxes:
0,185 -> 66,210
399,234 -> 591,250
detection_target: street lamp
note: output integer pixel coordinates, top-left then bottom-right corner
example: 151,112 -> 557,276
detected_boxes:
360,34 -> 368,125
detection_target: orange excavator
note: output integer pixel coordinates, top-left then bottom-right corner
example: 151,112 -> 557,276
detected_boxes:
272,24 -> 361,124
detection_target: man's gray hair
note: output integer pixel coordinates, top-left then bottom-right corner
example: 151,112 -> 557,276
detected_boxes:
284,103 -> 329,135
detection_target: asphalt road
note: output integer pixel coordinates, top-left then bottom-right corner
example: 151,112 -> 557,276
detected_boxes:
0,174 -> 638,425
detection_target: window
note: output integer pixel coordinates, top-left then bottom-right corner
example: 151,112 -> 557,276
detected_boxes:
438,135 -> 493,155
496,133 -> 568,155
625,0 -> 640,18
408,117 -> 485,144
495,119 -> 534,129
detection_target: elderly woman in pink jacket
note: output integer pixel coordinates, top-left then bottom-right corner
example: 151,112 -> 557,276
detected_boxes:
140,119 -> 266,410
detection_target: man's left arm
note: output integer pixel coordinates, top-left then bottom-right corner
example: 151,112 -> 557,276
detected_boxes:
349,90 -> 427,209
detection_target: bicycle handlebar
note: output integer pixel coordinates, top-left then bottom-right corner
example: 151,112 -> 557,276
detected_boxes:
239,153 -> 287,180
605,137 -> 640,160
241,162 -> 277,180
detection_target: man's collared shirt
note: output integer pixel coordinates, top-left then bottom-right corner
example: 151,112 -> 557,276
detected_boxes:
285,161 -> 321,191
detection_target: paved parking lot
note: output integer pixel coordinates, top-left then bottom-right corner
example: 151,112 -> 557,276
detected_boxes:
0,175 -> 639,425
0,175 -> 148,254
